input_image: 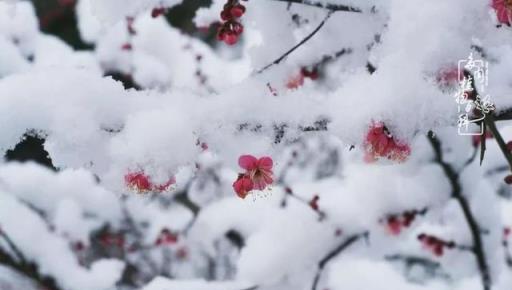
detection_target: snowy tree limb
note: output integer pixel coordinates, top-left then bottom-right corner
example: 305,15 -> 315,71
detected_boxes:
485,115 -> 512,171
427,133 -> 491,290
494,108 -> 512,121
0,229 -> 26,264
256,10 -> 334,74
240,286 -> 259,290
268,0 -> 362,12
464,70 -> 512,171
0,232 -> 61,290
311,232 -> 367,290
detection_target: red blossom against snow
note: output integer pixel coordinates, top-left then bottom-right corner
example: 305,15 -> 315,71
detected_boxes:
233,175 -> 254,199
233,155 -> 274,198
217,0 -> 246,45
386,216 -> 403,235
151,7 -> 167,18
504,227 -> 511,240
309,195 -> 320,211
363,122 -> 411,163
436,66 -> 460,88
492,0 -> 512,25
155,228 -> 178,246
504,174 -> 512,184
382,210 -> 422,236
100,233 -> 125,248
125,171 -> 176,193
286,73 -> 305,90
418,234 -> 456,257
286,67 -> 319,89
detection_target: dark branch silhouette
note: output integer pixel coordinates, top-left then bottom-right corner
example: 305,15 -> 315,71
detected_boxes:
493,107 -> 512,121
0,231 -> 62,290
311,232 -> 367,290
257,10 -> 334,74
427,133 -> 491,290
485,114 -> 512,170
269,0 -> 362,12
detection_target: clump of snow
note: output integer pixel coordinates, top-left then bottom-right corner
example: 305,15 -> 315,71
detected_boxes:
140,277 -> 251,290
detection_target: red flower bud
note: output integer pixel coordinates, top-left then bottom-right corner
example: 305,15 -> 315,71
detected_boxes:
504,175 -> 512,185
220,10 -> 232,21
309,195 -> 320,211
223,32 -> 238,45
232,22 -> 244,35
433,244 -> 444,257
507,141 -> 512,151
230,4 -> 246,18
387,216 -> 402,235
121,43 -> 133,51
151,7 -> 166,18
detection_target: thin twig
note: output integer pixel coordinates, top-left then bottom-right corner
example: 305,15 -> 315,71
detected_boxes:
0,247 -> 62,290
485,165 -> 509,177
0,229 -> 26,264
460,145 -> 479,171
385,254 -> 441,268
494,107 -> 512,121
463,71 -> 512,171
268,0 -> 362,12
484,114 -> 512,170
240,286 -> 259,290
427,133 -> 491,290
256,10 -> 334,74
503,239 -> 512,267
311,232 -> 366,290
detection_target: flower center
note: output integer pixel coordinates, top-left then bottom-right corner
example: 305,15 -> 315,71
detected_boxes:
253,169 -> 263,179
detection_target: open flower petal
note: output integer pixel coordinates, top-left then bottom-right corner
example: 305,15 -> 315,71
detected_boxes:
238,155 -> 258,170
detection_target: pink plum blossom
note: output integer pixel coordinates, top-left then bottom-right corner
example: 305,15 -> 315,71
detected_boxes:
436,66 -> 460,88
492,0 -> 512,25
233,155 -> 274,198
233,175 -> 254,199
125,171 -> 176,193
364,122 -> 411,163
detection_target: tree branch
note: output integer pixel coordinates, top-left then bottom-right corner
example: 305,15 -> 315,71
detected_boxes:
0,229 -> 26,264
504,238 -> 512,268
427,133 -> 491,290
494,108 -> 512,121
311,232 -> 366,290
484,114 -> 512,170
0,233 -> 61,290
256,10 -> 334,74
268,0 -> 362,12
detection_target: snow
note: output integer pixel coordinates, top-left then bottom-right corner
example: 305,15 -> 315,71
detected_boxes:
0,191 -> 124,290
0,0 -> 512,290
140,277 -> 251,290
88,0 -> 183,24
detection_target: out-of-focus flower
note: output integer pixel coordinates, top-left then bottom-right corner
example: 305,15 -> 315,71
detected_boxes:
492,0 -> 512,25
125,171 -> 176,193
364,122 -> 410,163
